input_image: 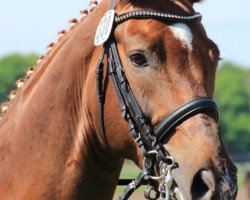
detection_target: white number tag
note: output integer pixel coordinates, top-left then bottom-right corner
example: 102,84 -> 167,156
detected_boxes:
94,10 -> 115,46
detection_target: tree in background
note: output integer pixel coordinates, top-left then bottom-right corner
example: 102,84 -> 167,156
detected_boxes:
0,54 -> 249,153
0,53 -> 36,102
215,62 -> 250,153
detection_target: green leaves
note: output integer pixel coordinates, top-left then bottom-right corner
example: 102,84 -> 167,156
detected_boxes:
215,62 -> 250,153
0,53 -> 37,102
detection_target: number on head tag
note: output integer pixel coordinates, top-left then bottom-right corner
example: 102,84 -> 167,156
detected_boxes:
94,10 -> 115,46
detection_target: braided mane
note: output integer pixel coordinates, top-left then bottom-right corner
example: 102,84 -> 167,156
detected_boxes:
0,1 -> 98,121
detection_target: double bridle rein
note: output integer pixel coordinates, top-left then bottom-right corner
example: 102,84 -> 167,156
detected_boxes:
94,1 -> 219,199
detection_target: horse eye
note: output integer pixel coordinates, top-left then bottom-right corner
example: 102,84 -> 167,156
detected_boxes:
130,53 -> 148,67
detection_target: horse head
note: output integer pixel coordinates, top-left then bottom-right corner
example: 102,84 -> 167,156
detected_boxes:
0,0 -> 237,199
93,0 -> 238,199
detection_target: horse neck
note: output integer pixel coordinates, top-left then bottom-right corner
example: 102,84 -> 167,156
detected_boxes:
0,1 -> 123,199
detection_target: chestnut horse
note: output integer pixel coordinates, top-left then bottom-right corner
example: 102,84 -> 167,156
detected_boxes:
0,0 -> 237,199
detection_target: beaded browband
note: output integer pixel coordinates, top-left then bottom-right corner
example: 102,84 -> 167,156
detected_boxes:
94,8 -> 202,46
115,10 -> 202,24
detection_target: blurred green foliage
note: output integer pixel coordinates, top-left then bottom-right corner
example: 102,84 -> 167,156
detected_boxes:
215,62 -> 250,153
0,53 -> 37,102
0,54 -> 249,153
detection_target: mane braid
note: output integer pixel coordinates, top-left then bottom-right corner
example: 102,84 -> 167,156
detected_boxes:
0,0 -> 98,121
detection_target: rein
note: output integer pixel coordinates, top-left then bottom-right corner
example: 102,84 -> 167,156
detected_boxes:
94,1 -> 218,199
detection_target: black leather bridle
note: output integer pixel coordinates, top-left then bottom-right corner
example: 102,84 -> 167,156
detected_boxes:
95,1 -> 219,199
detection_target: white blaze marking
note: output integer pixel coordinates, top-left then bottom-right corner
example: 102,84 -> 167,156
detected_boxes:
169,23 -> 193,50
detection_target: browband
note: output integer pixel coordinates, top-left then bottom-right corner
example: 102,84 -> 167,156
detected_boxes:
115,10 -> 202,24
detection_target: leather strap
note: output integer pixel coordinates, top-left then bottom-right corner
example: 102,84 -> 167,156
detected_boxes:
155,98 -> 219,142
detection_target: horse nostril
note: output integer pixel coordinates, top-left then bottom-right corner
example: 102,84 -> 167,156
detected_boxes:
191,169 -> 215,199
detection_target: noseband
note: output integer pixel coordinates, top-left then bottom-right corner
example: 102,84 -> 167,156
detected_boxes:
94,1 -> 219,199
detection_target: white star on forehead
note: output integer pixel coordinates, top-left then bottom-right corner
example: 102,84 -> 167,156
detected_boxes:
169,23 -> 193,50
